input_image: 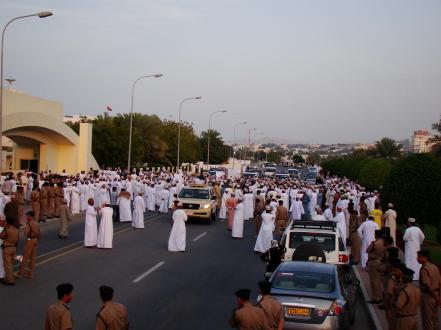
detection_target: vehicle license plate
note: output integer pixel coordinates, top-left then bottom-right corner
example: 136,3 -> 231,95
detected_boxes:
287,307 -> 310,317
186,211 -> 193,216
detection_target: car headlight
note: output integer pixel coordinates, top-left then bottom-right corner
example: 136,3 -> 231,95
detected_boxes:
203,204 -> 211,209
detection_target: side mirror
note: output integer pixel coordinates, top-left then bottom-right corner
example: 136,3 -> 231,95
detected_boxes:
264,272 -> 273,279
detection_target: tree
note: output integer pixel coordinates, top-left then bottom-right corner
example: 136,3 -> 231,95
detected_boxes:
382,154 -> 441,229
292,154 -> 305,164
373,137 -> 401,158
306,152 -> 321,165
199,129 -> 230,164
358,159 -> 391,190
430,116 -> 441,158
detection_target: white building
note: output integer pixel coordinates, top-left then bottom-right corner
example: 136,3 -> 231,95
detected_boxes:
410,130 -> 433,153
63,114 -> 97,123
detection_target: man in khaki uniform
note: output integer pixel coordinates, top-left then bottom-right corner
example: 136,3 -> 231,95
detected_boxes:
58,199 -> 71,239
367,229 -> 386,304
275,200 -> 288,241
418,250 -> 441,330
47,183 -> 55,219
55,183 -> 65,218
213,182 -> 222,212
17,211 -> 41,279
229,288 -> 270,330
45,283 -> 74,330
257,281 -> 284,330
394,268 -> 422,330
40,183 -> 48,222
31,185 -> 41,224
384,261 -> 405,330
0,217 -> 19,285
16,186 -> 25,225
96,286 -> 129,330
349,210 -> 362,264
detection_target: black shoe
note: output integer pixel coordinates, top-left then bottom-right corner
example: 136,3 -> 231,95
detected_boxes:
3,282 -> 15,286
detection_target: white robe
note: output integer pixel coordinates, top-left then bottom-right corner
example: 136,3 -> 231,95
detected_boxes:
243,193 -> 254,220
232,203 -> 245,238
159,190 -> 170,213
324,208 -> 334,221
132,195 -> 145,229
118,196 -> 132,222
169,186 -> 177,209
357,220 -> 379,268
84,205 -> 98,247
334,211 -> 347,247
147,187 -> 156,211
70,187 -> 81,214
403,226 -> 425,280
254,212 -> 275,253
97,207 -> 113,248
168,209 -> 188,252
219,192 -> 229,219
80,184 -> 88,211
290,200 -> 304,220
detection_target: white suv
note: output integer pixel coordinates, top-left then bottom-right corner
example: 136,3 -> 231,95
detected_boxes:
280,221 -> 349,265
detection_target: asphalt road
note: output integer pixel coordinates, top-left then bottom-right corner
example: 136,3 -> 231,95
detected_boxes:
1,211 -> 373,329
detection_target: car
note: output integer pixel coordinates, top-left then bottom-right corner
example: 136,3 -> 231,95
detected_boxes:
177,184 -> 216,223
264,166 -> 277,177
269,261 -> 358,330
275,173 -> 290,180
280,221 -> 349,265
208,167 -> 227,178
288,168 -> 300,179
242,171 -> 259,178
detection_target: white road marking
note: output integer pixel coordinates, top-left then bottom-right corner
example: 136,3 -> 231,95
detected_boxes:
132,261 -> 165,283
193,232 -> 207,242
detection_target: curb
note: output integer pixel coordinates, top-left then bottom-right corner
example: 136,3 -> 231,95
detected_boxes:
353,266 -> 382,330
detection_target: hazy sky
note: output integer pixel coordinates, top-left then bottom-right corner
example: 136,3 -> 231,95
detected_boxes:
1,0 -> 440,144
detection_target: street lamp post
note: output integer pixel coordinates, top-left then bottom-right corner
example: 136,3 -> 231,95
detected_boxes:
207,110 -> 227,168
127,74 -> 162,173
0,11 -> 53,173
177,96 -> 202,170
232,121 -> 246,169
247,128 -> 258,165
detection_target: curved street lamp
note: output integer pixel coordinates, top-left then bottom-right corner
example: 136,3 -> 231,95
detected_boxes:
207,110 -> 227,167
176,96 -> 202,170
0,11 -> 53,172
127,74 -> 163,173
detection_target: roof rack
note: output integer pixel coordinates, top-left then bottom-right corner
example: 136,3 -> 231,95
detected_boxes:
290,220 -> 336,231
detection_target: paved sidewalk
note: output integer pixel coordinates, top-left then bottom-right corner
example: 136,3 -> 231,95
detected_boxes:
354,264 -> 441,330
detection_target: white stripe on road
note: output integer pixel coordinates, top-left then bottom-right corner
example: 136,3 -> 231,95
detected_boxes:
193,232 -> 207,242
132,261 -> 165,283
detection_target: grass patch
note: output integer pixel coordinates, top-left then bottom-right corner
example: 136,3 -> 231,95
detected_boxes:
423,224 -> 438,242
422,224 -> 441,266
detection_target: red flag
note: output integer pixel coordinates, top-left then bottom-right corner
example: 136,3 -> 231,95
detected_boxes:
106,105 -> 112,111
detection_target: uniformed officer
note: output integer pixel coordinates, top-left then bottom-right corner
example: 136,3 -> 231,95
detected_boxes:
384,260 -> 405,330
96,286 -> 129,330
274,200 -> 288,241
16,211 -> 41,279
256,281 -> 284,330
39,182 -> 48,222
417,250 -> 441,330
31,185 -> 41,225
394,268 -> 422,330
0,216 -> 19,285
367,229 -> 386,304
229,288 -> 270,329
45,283 -> 74,330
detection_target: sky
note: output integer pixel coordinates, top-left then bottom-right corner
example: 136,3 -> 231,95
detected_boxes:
1,0 -> 440,144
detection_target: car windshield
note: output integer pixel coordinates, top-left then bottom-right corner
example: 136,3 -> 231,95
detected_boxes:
266,168 -> 276,172
272,271 -> 335,293
289,232 -> 336,252
179,188 -> 209,199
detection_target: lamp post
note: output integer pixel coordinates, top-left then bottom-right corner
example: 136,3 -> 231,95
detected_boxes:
0,11 -> 53,173
207,110 -> 227,168
177,96 -> 202,170
247,128 -> 258,165
127,74 -> 162,173
232,121 -> 246,169
253,132 -> 264,163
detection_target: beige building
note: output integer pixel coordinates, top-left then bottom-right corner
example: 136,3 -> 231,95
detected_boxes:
410,129 -> 433,153
2,89 -> 99,173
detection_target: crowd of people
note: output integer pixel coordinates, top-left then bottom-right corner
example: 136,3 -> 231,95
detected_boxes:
0,166 -> 440,329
